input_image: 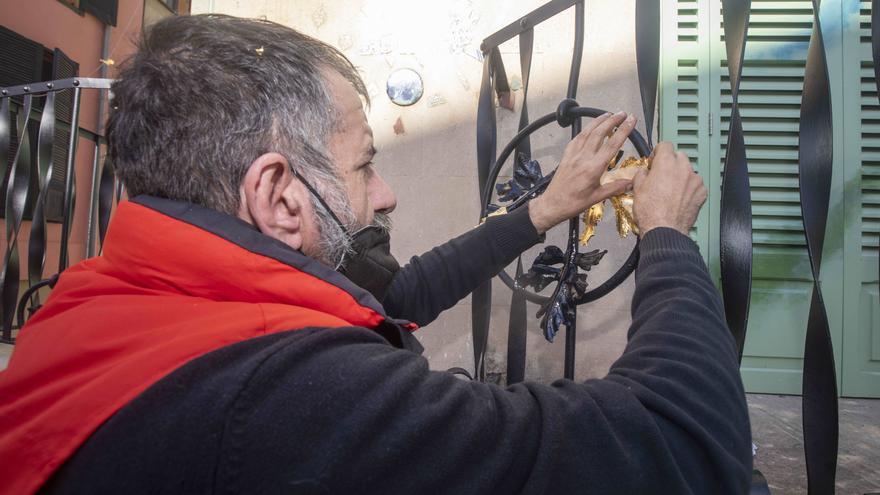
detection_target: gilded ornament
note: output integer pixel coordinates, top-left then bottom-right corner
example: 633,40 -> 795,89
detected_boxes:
579,155 -> 651,245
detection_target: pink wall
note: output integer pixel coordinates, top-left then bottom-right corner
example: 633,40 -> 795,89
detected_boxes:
1,0 -> 144,275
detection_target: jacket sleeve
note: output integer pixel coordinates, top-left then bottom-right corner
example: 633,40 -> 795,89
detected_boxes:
225,228 -> 752,494
382,204 -> 542,326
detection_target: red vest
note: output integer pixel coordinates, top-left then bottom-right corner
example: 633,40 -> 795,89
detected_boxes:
0,199 -> 412,495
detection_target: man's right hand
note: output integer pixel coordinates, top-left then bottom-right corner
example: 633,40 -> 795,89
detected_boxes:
632,142 -> 707,236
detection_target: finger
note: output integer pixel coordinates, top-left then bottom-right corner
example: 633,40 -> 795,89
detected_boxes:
696,185 -> 708,207
653,141 -> 675,158
585,112 -> 628,151
632,169 -> 648,190
576,112 -> 614,145
588,179 -> 632,203
649,143 -> 677,171
599,114 -> 638,160
676,151 -> 692,168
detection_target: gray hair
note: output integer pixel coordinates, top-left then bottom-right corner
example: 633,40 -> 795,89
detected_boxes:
107,14 -> 366,264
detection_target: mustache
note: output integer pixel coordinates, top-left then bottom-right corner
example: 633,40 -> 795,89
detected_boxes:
372,212 -> 393,233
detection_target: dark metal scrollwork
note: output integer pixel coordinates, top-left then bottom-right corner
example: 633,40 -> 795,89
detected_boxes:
475,0 -> 657,382
479,103 -> 650,353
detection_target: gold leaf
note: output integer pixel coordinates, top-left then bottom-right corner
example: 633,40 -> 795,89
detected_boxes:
581,155 -> 650,243
579,202 -> 604,246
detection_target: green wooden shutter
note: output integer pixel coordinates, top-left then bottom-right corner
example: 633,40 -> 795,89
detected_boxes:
841,0 -> 880,398
660,0 -> 713,256
662,0 -> 847,395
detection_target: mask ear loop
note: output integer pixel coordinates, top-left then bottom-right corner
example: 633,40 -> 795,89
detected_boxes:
289,168 -> 348,230
289,168 -> 352,270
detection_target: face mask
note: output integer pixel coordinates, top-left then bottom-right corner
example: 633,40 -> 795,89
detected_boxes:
290,169 -> 400,301
337,225 -> 400,302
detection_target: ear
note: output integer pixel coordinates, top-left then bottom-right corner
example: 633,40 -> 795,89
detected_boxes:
239,153 -> 308,250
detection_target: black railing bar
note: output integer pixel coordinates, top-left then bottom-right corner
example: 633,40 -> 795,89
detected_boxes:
86,142 -> 102,258
2,100 -> 105,145
480,0 -> 581,53
87,34 -> 112,258
0,78 -> 113,98
58,87 -> 81,272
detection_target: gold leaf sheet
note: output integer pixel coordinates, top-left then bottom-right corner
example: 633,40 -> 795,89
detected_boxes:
579,156 -> 651,246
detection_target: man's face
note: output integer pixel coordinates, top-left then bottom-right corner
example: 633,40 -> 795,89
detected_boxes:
324,70 -> 397,228
240,70 -> 397,268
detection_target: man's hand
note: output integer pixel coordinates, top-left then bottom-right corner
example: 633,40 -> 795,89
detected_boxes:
529,112 -> 637,234
632,142 -> 707,236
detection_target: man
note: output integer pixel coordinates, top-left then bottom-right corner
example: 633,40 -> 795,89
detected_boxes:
0,14 -> 751,494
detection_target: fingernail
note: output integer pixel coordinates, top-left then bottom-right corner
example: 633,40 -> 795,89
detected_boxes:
626,114 -> 636,123
615,111 -> 626,117
603,112 -> 613,117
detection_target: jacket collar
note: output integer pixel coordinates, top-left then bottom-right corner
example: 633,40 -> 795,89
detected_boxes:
102,196 -> 418,342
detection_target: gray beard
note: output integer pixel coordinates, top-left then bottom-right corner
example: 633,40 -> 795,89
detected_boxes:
310,200 -> 392,269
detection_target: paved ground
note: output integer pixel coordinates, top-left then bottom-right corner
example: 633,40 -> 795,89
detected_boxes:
1,344 -> 876,493
749,394 -> 880,495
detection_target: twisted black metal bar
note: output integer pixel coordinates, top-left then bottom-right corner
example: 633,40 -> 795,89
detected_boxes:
0,98 -> 10,342
1,95 -> 34,342
97,156 -> 116,247
635,0 -> 660,148
473,48 -> 503,381
505,25 -> 535,384
58,87 -> 81,272
798,1 -> 838,492
27,91 -> 57,312
506,258 -> 527,384
517,30 -> 534,160
719,0 -> 753,361
717,4 -> 775,493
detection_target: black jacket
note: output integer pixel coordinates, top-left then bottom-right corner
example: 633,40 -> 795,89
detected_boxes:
43,205 -> 752,494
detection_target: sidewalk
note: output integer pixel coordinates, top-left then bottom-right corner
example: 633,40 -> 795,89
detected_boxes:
749,394 -> 880,494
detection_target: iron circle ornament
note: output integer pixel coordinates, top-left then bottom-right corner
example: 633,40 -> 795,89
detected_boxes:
480,104 -> 651,310
386,68 -> 424,106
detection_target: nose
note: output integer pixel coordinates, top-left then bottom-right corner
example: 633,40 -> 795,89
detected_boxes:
370,171 -> 397,214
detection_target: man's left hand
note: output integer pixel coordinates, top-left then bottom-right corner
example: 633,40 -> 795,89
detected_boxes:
529,111 -> 637,235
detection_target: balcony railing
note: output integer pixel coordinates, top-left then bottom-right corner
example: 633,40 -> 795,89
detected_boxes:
0,78 -> 119,343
